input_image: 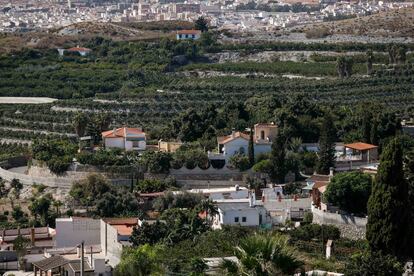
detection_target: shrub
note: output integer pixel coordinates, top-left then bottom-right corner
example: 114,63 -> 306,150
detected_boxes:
290,224 -> 340,241
252,159 -> 271,173
305,27 -> 331,39
229,154 -> 251,171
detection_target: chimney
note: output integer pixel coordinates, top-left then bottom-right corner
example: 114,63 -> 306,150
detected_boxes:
30,227 -> 35,246
231,130 -> 236,138
249,191 -> 256,207
90,246 -> 94,269
329,167 -> 334,179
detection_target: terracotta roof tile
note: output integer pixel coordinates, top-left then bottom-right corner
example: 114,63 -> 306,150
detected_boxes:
67,47 -> 92,52
344,142 -> 378,151
102,127 -> 145,138
218,132 -> 250,144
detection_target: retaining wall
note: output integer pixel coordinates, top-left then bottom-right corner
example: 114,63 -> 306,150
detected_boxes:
0,165 -> 131,188
312,205 -> 367,240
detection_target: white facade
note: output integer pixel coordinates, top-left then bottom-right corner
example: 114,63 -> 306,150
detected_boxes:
222,137 -> 248,159
212,193 -> 270,229
104,136 -> 146,151
102,127 -> 146,151
100,219 -> 137,267
176,32 -> 201,40
221,138 -> 272,160
55,217 -> 101,248
213,204 -> 268,229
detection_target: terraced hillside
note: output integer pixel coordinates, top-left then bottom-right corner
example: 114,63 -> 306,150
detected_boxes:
0,39 -> 413,145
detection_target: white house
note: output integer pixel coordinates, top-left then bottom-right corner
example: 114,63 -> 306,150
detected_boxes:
58,46 -> 92,56
216,123 -> 278,160
100,218 -> 138,267
176,30 -> 201,40
55,217 -> 101,248
212,192 -> 270,229
102,127 -> 146,151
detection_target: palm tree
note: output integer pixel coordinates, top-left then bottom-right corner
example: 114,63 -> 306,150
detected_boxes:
220,233 -> 303,276
198,199 -> 218,224
53,200 -> 63,217
72,112 -> 89,137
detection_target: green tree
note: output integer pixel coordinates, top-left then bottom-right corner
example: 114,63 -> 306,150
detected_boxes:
70,173 -> 112,207
10,179 -> 23,199
114,244 -> 165,276
221,233 -> 303,275
316,114 -> 336,175
72,112 -> 89,137
29,194 -> 53,226
229,154 -> 250,172
345,252 -> 403,276
195,16 -> 209,32
270,130 -> 288,184
140,151 -> 172,174
130,221 -> 169,246
248,128 -> 255,167
13,235 -> 31,270
197,199 -> 218,224
324,171 -> 372,214
336,56 -> 346,78
366,138 -> 412,258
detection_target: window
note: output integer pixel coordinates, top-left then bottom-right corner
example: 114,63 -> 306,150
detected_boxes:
132,141 -> 140,148
234,217 -> 239,223
260,130 -> 265,140
242,217 -> 247,222
185,34 -> 189,38
179,34 -> 182,38
192,34 -> 195,38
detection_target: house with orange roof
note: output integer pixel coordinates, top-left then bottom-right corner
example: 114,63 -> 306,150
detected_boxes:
100,218 -> 139,267
176,29 -> 201,40
57,45 -> 92,56
101,127 -> 146,151
216,123 -> 278,160
343,142 -> 378,162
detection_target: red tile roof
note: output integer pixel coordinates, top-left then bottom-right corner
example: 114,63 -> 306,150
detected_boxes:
102,127 -> 144,138
217,132 -> 250,144
67,47 -> 92,52
177,30 -> 201,35
344,142 -> 378,151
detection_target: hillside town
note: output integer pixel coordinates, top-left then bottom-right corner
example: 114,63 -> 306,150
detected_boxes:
0,0 -> 414,274
0,0 -> 412,32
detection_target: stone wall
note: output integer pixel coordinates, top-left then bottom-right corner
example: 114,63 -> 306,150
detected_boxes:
0,164 -> 131,188
312,205 -> 367,240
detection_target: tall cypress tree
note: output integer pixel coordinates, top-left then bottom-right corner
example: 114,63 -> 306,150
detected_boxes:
404,149 -> 414,259
366,138 -> 411,259
316,114 -> 336,175
270,130 -> 287,184
248,127 -> 255,167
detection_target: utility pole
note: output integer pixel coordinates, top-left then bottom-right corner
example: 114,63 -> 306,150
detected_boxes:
80,241 -> 84,276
